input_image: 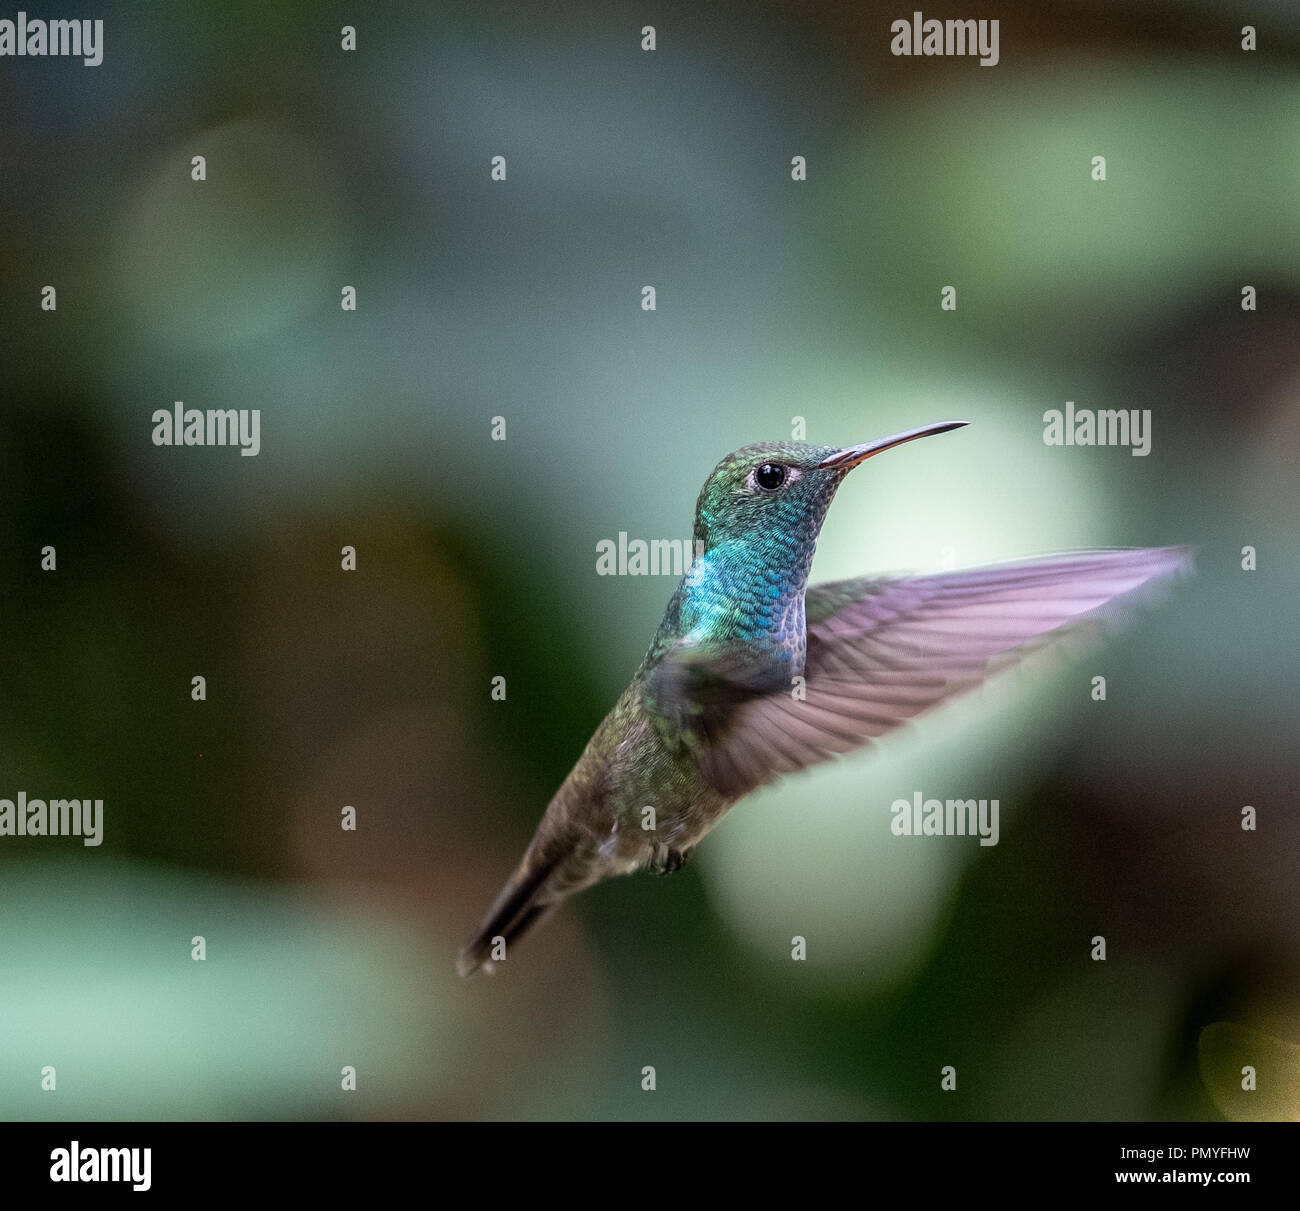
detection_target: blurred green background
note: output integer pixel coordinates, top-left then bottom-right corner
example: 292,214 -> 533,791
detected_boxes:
1,0 -> 1298,1120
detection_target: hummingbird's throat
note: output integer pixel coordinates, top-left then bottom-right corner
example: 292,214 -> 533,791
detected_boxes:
677,540 -> 813,684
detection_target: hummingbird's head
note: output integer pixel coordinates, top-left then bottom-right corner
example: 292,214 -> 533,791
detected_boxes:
692,421 -> 968,554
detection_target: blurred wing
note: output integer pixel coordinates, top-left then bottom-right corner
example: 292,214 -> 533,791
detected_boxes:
693,546 -> 1192,797
642,628 -> 788,751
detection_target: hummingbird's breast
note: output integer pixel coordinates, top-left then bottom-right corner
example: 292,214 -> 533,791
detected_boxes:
543,542 -> 817,885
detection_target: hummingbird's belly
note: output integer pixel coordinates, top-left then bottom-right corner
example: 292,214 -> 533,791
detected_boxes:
602,708 -> 732,863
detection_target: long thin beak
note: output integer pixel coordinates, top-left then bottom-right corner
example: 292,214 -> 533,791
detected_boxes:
816,420 -> 969,471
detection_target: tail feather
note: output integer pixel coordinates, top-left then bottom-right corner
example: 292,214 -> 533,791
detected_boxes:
457,853 -> 561,977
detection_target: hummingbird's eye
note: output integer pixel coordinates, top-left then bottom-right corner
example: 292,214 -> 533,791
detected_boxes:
754,463 -> 787,492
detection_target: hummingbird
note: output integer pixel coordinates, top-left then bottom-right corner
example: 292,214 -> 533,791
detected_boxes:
458,421 -> 1188,976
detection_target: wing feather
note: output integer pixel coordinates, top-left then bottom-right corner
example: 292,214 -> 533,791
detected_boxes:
690,546 -> 1191,797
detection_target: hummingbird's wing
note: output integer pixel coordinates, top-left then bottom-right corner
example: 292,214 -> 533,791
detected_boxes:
677,546 -> 1191,798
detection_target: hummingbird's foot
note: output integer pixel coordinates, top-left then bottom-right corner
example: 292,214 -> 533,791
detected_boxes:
649,843 -> 692,876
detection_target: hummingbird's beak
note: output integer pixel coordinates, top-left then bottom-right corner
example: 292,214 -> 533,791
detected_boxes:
816,420 -> 969,471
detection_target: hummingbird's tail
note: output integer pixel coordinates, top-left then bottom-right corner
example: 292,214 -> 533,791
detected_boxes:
457,852 -> 562,978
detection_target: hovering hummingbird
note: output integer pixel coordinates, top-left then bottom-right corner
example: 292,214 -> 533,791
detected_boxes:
458,421 -> 1187,976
